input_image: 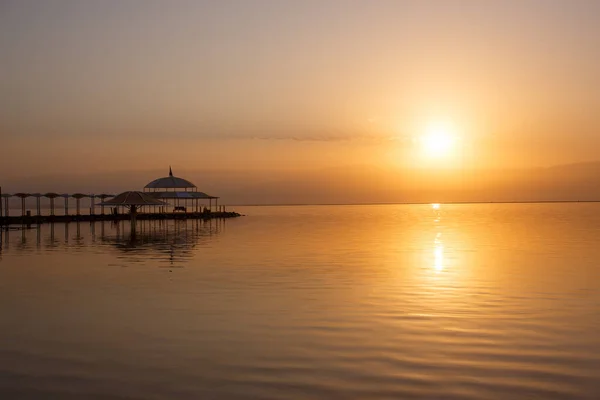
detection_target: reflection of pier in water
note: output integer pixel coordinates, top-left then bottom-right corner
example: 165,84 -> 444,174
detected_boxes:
101,219 -> 223,265
0,219 -> 225,266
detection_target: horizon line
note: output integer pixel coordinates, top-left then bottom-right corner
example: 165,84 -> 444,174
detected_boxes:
229,200 -> 600,207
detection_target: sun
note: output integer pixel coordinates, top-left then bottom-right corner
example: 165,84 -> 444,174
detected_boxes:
419,121 -> 457,158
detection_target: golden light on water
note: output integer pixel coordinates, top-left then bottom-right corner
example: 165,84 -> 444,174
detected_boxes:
434,232 -> 444,272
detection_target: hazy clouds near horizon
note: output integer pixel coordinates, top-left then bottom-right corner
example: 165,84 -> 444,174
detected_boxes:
2,0 -> 600,201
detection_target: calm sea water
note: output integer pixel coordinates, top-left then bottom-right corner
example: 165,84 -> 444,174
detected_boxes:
1,204 -> 600,399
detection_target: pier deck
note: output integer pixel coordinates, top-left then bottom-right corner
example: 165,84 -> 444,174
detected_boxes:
0,211 -> 241,226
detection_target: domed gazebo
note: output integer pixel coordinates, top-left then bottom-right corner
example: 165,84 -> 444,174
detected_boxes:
143,167 -> 219,213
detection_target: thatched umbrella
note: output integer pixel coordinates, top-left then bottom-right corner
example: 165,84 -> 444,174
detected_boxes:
1,193 -> 12,217
14,193 -> 31,216
31,193 -> 43,216
96,194 -> 114,215
60,194 -> 70,215
72,193 -> 89,216
44,193 -> 59,216
97,191 -> 167,235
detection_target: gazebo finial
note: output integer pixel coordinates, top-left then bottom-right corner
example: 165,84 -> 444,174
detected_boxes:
169,165 -> 173,177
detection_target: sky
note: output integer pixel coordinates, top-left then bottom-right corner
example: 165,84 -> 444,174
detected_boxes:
1,0 -> 600,202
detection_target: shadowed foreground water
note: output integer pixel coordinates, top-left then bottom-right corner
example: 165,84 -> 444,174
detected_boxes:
1,204 -> 600,399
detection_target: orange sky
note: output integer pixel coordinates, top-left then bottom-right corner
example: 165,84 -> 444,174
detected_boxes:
1,1 -> 600,202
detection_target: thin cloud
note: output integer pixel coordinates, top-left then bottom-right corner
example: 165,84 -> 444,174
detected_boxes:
206,132 -> 412,143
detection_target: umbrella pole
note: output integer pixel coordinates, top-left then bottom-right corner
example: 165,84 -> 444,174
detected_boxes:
130,205 -> 137,237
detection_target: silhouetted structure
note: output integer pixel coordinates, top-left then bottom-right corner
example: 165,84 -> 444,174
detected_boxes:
1,193 -> 11,218
43,193 -> 59,216
97,191 -> 167,235
14,193 -> 30,216
0,167 -> 235,226
143,166 -> 219,212
72,193 -> 89,215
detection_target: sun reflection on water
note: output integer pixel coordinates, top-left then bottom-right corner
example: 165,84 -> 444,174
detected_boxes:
432,204 -> 444,272
434,232 -> 444,272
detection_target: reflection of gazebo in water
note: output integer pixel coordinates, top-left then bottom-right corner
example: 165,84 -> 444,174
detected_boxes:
143,167 -> 219,213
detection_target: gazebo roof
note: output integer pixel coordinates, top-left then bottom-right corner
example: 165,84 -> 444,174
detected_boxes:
97,191 -> 167,206
144,167 -> 196,189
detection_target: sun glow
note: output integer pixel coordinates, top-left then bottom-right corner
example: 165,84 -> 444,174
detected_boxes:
419,121 -> 458,158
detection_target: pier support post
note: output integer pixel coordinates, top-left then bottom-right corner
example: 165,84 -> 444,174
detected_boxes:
130,205 -> 138,238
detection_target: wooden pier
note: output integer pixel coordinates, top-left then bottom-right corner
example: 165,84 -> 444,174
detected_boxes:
0,210 -> 241,227
0,169 -> 238,228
